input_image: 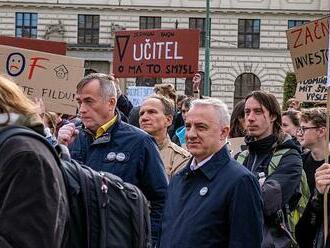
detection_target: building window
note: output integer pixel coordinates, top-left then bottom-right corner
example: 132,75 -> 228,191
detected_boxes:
288,20 -> 309,29
15,13 -> 38,38
234,73 -> 261,106
78,14 -> 100,45
238,19 -> 260,49
189,18 -> 211,48
139,16 -> 161,29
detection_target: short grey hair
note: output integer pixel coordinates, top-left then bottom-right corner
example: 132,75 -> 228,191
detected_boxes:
77,73 -> 117,100
191,98 -> 230,126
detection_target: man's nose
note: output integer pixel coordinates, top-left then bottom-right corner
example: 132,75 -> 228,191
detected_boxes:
79,102 -> 87,114
187,126 -> 197,138
246,112 -> 255,122
139,113 -> 149,122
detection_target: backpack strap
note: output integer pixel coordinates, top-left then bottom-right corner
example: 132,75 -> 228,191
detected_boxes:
236,149 -> 249,165
268,148 -> 291,175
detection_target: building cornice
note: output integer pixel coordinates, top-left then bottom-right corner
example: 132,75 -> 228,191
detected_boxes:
0,2 -> 327,16
67,44 -> 112,51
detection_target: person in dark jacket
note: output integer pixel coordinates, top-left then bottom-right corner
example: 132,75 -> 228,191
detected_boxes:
296,162 -> 330,248
295,108 -> 329,248
297,108 -> 327,193
160,98 -> 263,248
242,90 -> 303,247
57,73 -> 168,246
0,75 -> 68,248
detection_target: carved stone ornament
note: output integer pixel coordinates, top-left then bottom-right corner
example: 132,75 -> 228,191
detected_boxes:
44,21 -> 65,40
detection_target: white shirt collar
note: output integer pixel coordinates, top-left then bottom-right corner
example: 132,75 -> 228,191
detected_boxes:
190,154 -> 214,171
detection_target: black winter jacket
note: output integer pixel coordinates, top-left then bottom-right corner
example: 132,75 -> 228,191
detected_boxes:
243,134 -> 303,247
0,117 -> 68,248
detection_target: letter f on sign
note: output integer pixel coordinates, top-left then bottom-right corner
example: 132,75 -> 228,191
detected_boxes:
28,57 -> 49,80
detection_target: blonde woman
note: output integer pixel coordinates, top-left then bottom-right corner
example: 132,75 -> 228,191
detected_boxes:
0,75 -> 68,248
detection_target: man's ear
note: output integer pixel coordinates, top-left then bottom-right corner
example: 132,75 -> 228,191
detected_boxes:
220,126 -> 230,141
319,126 -> 326,138
165,115 -> 173,127
108,97 -> 117,111
270,115 -> 277,123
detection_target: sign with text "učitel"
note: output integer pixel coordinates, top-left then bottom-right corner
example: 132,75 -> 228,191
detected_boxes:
113,29 -> 200,78
0,45 -> 85,114
286,17 -> 329,102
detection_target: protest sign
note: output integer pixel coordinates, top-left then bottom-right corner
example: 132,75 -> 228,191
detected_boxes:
0,35 -> 67,55
113,29 -> 200,78
0,45 -> 84,114
328,26 -> 330,87
127,86 -> 154,107
286,16 -> 329,102
227,137 -> 246,156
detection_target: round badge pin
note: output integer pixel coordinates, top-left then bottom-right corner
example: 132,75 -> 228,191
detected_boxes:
106,152 -> 116,161
116,152 -> 126,162
199,187 -> 208,196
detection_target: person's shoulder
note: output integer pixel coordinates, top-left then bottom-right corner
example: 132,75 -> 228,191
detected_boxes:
168,141 -> 191,158
117,121 -> 148,137
0,135 -> 56,165
225,157 -> 254,178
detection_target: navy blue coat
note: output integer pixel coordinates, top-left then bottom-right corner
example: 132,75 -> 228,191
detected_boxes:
160,146 -> 263,248
68,114 -> 168,244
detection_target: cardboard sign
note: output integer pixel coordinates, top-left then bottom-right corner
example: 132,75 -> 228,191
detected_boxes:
328,29 -> 330,87
0,45 -> 84,114
113,29 -> 200,78
127,86 -> 154,107
227,137 -> 246,157
0,35 -> 67,55
286,17 -> 329,102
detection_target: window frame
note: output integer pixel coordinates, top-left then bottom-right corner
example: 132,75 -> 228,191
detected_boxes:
77,14 -> 100,45
15,12 -> 38,38
139,16 -> 161,30
288,20 -> 309,29
234,73 -> 261,106
237,19 -> 260,49
189,17 -> 211,48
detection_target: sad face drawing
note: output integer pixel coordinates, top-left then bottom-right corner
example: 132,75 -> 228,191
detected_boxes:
6,53 -> 26,76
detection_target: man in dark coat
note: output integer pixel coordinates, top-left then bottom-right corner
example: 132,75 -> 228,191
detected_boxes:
160,98 -> 263,248
57,73 -> 167,246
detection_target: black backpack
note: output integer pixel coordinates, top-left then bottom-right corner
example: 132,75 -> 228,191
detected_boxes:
0,125 -> 152,248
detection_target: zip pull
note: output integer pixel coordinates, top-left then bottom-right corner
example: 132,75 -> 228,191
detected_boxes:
100,173 -> 109,207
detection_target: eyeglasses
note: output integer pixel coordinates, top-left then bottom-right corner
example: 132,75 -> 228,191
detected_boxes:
297,126 -> 319,135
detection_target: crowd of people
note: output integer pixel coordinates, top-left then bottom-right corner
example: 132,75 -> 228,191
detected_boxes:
1,71 -> 330,248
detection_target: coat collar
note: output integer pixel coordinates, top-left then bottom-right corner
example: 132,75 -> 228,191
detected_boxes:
89,109 -> 122,145
183,145 -> 231,181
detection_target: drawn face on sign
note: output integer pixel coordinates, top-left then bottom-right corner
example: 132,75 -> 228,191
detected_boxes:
54,65 -> 69,80
6,53 -> 26,76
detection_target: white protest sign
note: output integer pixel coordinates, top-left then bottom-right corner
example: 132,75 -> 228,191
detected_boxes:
127,86 -> 154,107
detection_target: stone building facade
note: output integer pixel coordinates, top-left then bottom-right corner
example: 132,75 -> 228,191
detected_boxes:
0,0 -> 327,109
